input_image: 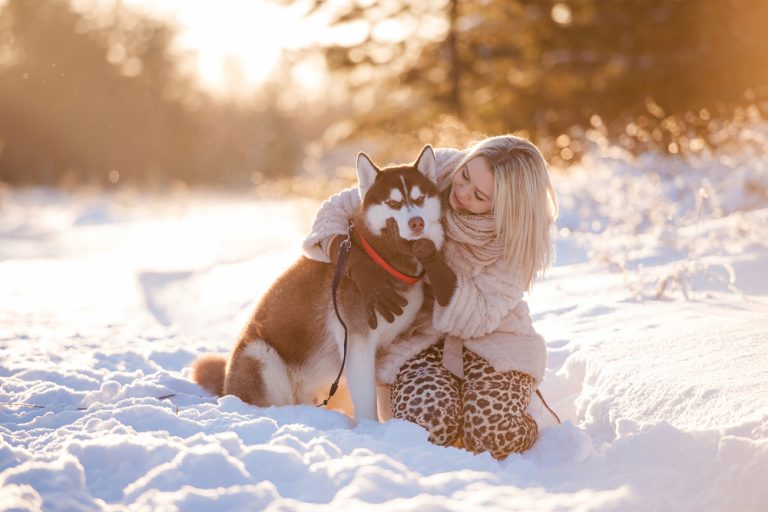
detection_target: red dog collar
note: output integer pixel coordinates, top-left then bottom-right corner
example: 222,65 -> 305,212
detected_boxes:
357,230 -> 425,285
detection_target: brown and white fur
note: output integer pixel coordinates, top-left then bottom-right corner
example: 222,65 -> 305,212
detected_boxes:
191,145 -> 443,421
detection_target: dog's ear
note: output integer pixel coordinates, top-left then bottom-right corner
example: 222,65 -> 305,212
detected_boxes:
356,152 -> 379,198
414,144 -> 437,182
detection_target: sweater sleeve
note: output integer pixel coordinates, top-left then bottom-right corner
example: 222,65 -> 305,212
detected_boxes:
433,147 -> 464,180
431,259 -> 524,340
302,187 -> 361,262
434,147 -> 462,168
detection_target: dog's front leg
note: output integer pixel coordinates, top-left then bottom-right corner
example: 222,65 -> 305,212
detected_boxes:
345,337 -> 379,421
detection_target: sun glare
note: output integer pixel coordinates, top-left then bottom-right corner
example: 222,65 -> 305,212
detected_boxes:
120,0 -> 311,98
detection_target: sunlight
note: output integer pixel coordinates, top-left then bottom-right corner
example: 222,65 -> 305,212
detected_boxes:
120,0 -> 312,97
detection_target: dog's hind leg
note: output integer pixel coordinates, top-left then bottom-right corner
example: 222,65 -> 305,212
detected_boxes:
345,337 -> 379,421
225,339 -> 294,406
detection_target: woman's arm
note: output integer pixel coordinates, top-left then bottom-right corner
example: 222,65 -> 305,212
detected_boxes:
432,259 -> 524,340
302,187 -> 361,262
302,186 -> 407,329
383,219 -> 457,306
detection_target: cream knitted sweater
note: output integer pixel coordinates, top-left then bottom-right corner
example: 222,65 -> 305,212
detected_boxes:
302,148 -> 547,385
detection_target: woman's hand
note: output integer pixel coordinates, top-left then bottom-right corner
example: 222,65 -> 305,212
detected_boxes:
384,219 -> 457,306
329,234 -> 408,329
384,219 -> 436,262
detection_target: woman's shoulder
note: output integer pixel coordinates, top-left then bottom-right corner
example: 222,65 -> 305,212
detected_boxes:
434,147 -> 467,176
434,147 -> 463,158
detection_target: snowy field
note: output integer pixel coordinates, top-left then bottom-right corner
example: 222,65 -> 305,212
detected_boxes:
1,144 -> 767,511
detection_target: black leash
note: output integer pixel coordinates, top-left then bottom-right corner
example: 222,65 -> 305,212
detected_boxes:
317,231 -> 352,407
536,389 -> 562,424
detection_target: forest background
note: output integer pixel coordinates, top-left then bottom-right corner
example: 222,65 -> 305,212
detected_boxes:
1,0 -> 767,192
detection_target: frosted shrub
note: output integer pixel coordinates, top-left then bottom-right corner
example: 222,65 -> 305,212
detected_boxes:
554,120 -> 768,300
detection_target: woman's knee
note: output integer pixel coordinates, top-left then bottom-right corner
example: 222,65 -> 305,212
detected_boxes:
395,398 -> 461,446
462,409 -> 538,459
460,365 -> 539,458
391,347 -> 461,446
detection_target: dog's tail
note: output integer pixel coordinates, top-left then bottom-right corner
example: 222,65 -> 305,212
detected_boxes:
192,354 -> 227,396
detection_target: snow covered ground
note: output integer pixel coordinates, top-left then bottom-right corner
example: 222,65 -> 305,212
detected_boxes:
1,144 -> 767,511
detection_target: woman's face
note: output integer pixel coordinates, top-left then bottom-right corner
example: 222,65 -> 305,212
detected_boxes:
449,156 -> 494,214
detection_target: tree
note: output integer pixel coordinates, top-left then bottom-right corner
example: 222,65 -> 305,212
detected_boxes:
278,0 -> 768,159
0,0 -> 305,186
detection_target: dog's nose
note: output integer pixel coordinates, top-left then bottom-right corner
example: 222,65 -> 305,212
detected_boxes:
408,216 -> 424,233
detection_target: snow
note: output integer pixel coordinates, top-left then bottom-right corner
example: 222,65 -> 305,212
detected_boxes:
1,142 -> 767,511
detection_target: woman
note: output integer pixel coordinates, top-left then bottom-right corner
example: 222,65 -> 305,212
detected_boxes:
303,135 -> 557,459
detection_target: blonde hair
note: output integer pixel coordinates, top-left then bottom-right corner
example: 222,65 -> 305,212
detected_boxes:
441,135 -> 558,291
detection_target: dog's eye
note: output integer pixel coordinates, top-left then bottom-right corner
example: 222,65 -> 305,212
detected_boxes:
386,200 -> 402,209
413,195 -> 425,206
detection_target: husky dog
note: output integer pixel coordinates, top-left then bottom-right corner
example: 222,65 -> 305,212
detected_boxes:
192,145 -> 443,420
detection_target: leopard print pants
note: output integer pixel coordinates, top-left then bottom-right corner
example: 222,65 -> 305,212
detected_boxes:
390,342 -> 538,460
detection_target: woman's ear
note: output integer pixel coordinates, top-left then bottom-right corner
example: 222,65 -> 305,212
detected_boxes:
356,152 -> 379,198
414,145 -> 437,182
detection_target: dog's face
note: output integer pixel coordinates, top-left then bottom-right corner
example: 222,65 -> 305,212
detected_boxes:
356,145 -> 443,249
